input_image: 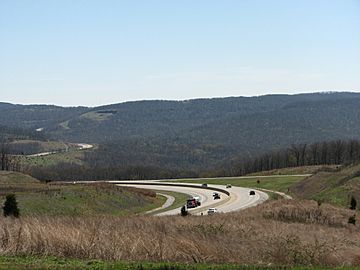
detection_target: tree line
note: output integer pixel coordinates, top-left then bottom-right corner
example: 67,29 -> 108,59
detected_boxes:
6,138 -> 360,182
0,145 -> 21,171
228,139 -> 360,176
0,125 -> 47,143
26,163 -> 197,182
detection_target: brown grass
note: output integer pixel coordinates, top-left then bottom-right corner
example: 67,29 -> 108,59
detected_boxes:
0,200 -> 359,267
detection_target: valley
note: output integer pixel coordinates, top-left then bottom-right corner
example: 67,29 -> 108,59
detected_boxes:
0,93 -> 360,269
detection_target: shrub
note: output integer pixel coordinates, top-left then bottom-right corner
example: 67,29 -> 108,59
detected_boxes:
350,196 -> 357,210
316,199 -> 323,207
348,215 -> 356,225
3,194 -> 20,218
180,206 -> 188,216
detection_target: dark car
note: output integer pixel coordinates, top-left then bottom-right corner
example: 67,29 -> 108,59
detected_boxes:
249,190 -> 256,196
213,193 -> 221,200
202,183 -> 208,188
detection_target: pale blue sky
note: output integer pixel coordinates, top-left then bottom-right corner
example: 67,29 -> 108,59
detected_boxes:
0,0 -> 359,106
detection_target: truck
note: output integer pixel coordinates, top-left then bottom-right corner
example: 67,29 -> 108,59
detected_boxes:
186,196 -> 201,208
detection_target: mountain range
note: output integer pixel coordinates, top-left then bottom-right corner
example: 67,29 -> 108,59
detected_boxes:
1,92 -> 360,170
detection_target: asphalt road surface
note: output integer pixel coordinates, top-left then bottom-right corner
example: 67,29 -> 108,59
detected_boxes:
113,181 -> 269,216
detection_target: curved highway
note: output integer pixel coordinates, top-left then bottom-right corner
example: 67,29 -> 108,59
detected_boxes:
111,181 -> 269,216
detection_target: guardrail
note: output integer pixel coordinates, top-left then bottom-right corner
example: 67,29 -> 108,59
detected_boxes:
111,181 -> 230,196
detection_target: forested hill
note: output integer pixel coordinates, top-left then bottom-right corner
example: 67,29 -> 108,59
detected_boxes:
1,92 -> 360,171
50,92 -> 360,146
0,125 -> 47,143
0,103 -> 87,130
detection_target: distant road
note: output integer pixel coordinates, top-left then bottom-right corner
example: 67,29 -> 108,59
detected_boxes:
112,181 -> 269,216
26,143 -> 94,157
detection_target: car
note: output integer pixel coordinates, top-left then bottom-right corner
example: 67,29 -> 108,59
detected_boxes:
213,193 -> 221,200
249,190 -> 256,196
202,183 -> 208,188
212,192 -> 219,197
207,208 -> 217,215
226,184 -> 232,188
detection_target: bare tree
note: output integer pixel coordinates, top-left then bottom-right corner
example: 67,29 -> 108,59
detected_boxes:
0,144 -> 20,172
290,144 -> 306,166
309,143 -> 319,165
320,142 -> 329,164
332,140 -> 344,164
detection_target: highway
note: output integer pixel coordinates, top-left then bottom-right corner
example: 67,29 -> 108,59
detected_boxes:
112,181 -> 269,216
26,143 -> 94,157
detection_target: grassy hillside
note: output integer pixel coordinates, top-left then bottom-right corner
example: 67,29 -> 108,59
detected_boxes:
0,172 -> 165,216
0,171 -> 40,184
290,163 -> 360,207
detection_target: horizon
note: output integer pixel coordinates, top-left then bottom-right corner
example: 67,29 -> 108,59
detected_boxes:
1,1 -> 359,106
1,90 -> 359,107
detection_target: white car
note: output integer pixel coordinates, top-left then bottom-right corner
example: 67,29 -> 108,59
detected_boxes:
207,208 -> 218,215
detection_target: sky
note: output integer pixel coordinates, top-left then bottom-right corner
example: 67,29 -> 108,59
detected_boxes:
0,0 -> 359,106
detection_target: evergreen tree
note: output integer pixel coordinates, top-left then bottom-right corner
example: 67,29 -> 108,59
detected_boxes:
181,205 -> 188,216
3,194 -> 20,218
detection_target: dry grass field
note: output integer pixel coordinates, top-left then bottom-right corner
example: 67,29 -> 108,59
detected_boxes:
0,199 -> 358,268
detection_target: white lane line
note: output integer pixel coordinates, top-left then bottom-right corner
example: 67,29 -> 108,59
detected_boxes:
114,182 -> 269,216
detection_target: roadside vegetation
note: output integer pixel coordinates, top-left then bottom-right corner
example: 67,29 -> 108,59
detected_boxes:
1,256 -> 358,270
0,200 -> 358,267
248,165 -> 339,176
